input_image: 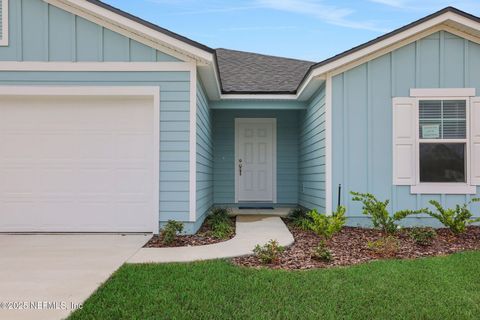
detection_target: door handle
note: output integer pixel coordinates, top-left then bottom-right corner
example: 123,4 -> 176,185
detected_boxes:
238,159 -> 243,176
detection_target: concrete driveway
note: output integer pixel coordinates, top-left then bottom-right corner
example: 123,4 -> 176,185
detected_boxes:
0,234 -> 151,320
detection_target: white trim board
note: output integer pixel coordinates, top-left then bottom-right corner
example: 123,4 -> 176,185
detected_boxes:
0,0 -> 8,46
0,62 -> 195,72
234,118 -> 277,204
325,74 -> 333,214
410,88 -> 476,97
0,85 -> 161,234
189,66 -> 197,222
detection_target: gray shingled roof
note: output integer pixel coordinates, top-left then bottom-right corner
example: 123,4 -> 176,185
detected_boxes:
215,49 -> 315,94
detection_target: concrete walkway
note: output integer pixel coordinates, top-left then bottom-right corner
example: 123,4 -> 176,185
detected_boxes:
129,215 -> 294,263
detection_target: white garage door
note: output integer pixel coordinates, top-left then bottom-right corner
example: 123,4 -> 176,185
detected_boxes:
0,93 -> 158,233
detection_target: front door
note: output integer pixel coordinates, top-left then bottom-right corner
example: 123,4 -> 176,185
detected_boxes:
235,118 -> 276,202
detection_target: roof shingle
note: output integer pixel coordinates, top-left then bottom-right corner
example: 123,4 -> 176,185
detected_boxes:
215,49 -> 315,94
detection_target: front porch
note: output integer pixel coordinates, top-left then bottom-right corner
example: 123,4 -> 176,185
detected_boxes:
209,95 -> 326,215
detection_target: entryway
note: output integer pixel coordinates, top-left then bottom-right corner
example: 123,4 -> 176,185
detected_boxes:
235,118 -> 277,203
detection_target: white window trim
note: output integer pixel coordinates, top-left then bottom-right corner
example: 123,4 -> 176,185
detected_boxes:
0,0 -> 8,46
411,94 -> 475,195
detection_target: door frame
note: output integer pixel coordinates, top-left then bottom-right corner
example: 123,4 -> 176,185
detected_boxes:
0,85 -> 160,234
234,118 -> 277,203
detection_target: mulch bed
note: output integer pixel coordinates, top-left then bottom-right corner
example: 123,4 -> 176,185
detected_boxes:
144,217 -> 236,248
232,221 -> 480,270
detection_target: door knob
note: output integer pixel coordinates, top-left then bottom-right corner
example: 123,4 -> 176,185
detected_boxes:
238,159 -> 243,176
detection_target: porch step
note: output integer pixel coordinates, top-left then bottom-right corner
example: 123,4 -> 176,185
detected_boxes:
230,207 -> 292,217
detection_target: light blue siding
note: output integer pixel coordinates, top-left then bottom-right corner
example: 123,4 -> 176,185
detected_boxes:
332,31 -> 480,226
213,109 -> 299,205
0,71 -> 192,224
298,84 -> 326,211
196,81 -> 213,223
0,0 -> 193,230
0,0 -> 180,62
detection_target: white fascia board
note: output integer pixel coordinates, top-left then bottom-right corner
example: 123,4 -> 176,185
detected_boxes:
44,0 -> 214,64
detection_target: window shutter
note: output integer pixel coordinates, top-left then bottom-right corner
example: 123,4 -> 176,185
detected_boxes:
393,97 -> 417,185
471,97 -> 480,185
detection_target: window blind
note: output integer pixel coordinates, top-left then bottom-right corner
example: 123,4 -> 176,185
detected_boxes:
419,100 -> 466,139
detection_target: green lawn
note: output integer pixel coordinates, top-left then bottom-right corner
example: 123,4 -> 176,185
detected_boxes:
70,252 -> 480,320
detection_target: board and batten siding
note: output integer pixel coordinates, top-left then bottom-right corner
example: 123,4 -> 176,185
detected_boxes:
196,80 -> 213,223
0,0 -> 179,62
213,108 -> 299,205
332,31 -> 480,225
298,84 -> 326,212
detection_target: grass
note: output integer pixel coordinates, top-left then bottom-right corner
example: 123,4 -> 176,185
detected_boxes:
70,251 -> 480,320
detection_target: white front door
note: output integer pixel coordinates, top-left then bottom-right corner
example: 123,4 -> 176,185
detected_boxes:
235,118 -> 276,202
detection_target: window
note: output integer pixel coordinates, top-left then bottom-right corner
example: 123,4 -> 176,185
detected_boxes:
0,0 -> 8,46
392,88 -> 479,194
418,100 -> 467,183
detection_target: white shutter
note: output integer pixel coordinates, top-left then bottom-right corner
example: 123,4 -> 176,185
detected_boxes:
471,97 -> 480,185
393,97 -> 417,185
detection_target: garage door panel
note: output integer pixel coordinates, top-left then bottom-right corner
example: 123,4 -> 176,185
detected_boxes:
1,167 -> 35,193
76,134 -> 116,159
0,94 -> 157,233
0,134 -> 38,159
116,134 -> 152,159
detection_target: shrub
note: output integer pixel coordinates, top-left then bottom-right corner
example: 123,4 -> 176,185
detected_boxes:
210,220 -> 234,239
207,207 -> 231,225
422,199 -> 480,234
162,220 -> 184,245
409,227 -> 436,246
351,192 -> 422,234
205,208 -> 234,239
311,241 -> 333,262
287,207 -> 311,230
307,206 -> 346,239
253,240 -> 285,264
367,236 -> 400,257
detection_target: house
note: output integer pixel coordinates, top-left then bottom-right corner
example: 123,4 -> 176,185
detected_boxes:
0,0 -> 479,234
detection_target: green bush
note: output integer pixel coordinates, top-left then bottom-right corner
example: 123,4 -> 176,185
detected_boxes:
205,208 -> 234,239
162,220 -> 184,245
307,206 -> 346,239
207,207 -> 231,225
287,207 -> 310,229
409,227 -> 437,246
253,240 -> 285,264
367,236 -> 400,256
422,199 -> 480,234
351,192 -> 422,234
311,241 -> 333,262
210,220 -> 234,239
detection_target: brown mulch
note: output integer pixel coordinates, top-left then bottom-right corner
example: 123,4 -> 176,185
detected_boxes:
144,217 -> 236,248
232,221 -> 480,270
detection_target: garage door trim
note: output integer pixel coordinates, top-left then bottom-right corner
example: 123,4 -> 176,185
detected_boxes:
0,86 -> 160,234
